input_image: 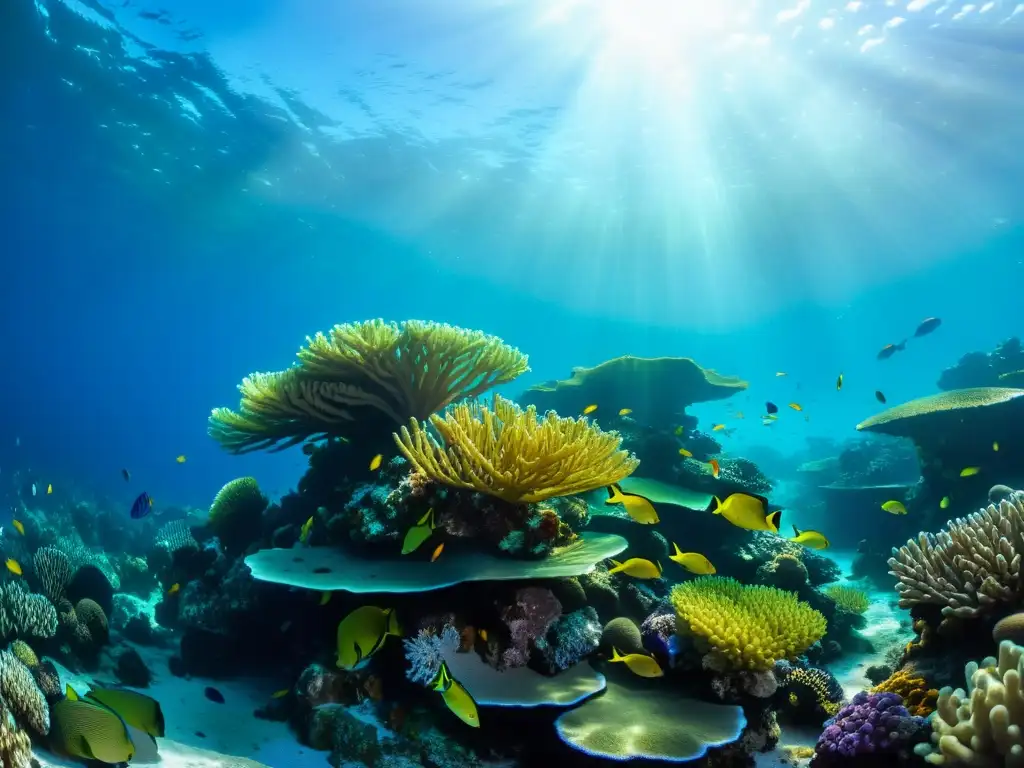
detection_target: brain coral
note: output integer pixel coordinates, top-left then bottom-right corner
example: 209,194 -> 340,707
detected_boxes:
208,476 -> 269,554
671,576 -> 827,671
0,581 -> 58,641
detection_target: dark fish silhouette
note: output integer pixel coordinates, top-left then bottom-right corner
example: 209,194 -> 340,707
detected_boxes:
875,391 -> 887,404
877,341 -> 906,360
121,468 -> 131,482
914,317 -> 942,337
765,401 -> 778,415
204,687 -> 225,704
129,492 -> 152,520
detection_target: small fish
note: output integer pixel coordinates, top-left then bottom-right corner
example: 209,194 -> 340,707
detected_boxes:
121,468 -> 131,482
402,508 -> 436,554
5,559 -> 21,576
940,496 -> 950,509
271,689 -> 289,699
914,317 -> 942,337
673,426 -> 684,436
710,493 -> 780,533
881,500 -> 907,515
167,583 -> 180,595
320,592 -> 332,606
788,403 -> 802,412
130,492 -> 152,520
790,525 -> 830,550
479,629 -> 488,642
11,519 -> 24,536
430,661 -> 480,728
875,390 -> 887,404
369,454 -> 383,471
607,558 -> 663,579
993,442 -> 1000,452
609,646 -> 664,678
605,485 -> 659,525
582,404 -> 598,415
618,408 -> 632,416
204,687 -> 225,704
765,401 -> 779,415
776,372 -> 788,377
960,467 -> 981,477
300,515 -> 315,544
176,455 -> 186,464
668,543 -> 715,574
31,483 -> 36,497
678,448 -> 692,458
708,458 -> 720,479
878,341 -> 907,360
431,542 -> 445,562
712,424 -> 726,431
46,483 -> 53,494
836,373 -> 843,391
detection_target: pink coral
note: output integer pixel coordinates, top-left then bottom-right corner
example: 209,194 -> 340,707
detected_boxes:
499,587 -> 562,669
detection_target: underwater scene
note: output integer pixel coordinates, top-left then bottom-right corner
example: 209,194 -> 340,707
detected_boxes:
4,0 -> 1024,767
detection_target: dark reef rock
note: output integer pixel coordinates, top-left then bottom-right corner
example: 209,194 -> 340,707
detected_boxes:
938,337 -> 1024,390
66,564 -> 115,617
115,648 -> 153,687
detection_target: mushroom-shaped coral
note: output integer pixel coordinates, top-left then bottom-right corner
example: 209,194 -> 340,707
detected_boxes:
671,576 -> 827,671
208,476 -> 269,555
394,394 -> 639,503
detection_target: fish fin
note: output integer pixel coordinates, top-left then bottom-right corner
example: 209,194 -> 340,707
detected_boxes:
428,508 -> 436,529
416,509 -> 432,525
609,559 -> 622,567
605,485 -> 623,504
387,608 -> 402,637
710,496 -> 723,514
610,647 -> 624,662
672,542 -> 682,557
78,736 -> 94,760
792,524 -> 801,536
65,684 -> 78,701
656,561 -> 663,575
767,510 -> 782,534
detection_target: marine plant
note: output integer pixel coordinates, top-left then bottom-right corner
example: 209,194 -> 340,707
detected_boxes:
824,584 -> 870,614
394,394 -> 639,503
209,319 -> 529,452
671,576 -> 827,671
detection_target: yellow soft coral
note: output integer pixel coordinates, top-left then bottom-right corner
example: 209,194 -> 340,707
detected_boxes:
394,394 -> 639,503
824,585 -> 870,614
671,577 -> 827,671
871,667 -> 938,716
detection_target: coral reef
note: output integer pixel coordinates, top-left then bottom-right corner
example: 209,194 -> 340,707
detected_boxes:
534,607 -> 603,672
600,617 -> 644,654
31,546 -> 73,604
740,532 -> 842,587
0,649 -> 49,736
824,585 -> 870,615
871,666 -> 938,717
776,662 -> 844,722
208,476 -> 269,555
813,691 -> 927,764
497,586 -> 562,668
938,337 -> 1024,391
0,581 -> 57,641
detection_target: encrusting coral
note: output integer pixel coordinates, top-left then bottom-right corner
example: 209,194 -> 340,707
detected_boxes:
394,394 -> 639,503
871,666 -> 938,717
209,320 -> 529,452
671,576 -> 827,671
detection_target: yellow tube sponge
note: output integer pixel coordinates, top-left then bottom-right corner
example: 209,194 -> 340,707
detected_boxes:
393,394 -> 639,503
671,577 -> 827,671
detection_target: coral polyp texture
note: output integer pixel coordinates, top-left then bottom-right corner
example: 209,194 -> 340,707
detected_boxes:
888,491 -> 1024,623
394,394 -> 639,503
209,319 -> 529,452
824,584 -> 870,615
671,576 -> 827,671
815,691 -> 926,761
871,667 -> 938,717
208,476 -> 269,554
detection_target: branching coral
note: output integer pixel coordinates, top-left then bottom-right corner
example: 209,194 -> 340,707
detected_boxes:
209,319 -> 529,452
403,625 -> 460,686
32,546 -> 73,604
671,576 -> 827,671
394,394 -> 639,503
824,585 -> 870,615
871,667 -> 938,717
888,492 -> 1024,625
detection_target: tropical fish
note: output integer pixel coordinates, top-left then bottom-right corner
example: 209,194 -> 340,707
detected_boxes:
31,483 -> 36,496
46,483 -> 53,494
431,542 -> 445,562
788,403 -> 802,412
668,544 -> 715,575
609,646 -> 664,678
960,467 -> 981,477
272,689 -> 289,699
940,496 -> 950,509
50,697 -> 135,763
130,491 -> 152,520
618,408 -> 632,416
881,500 -> 907,515
5,559 -> 21,576
776,372 -> 788,377
604,484 -> 659,525
712,424 -> 726,431
204,687 -> 225,704
582,404 -> 598,415
320,592 -> 332,606
607,558 -> 663,579
11,519 -> 24,536
336,606 -> 401,671
878,341 -> 906,360
430,661 -> 480,728
914,317 -> 942,337
479,629 -> 488,642
994,442 -> 1000,452
121,468 -> 131,482
402,508 -> 436,554
836,373 -> 843,391
678,448 -> 692,458
789,525 -> 830,550
673,426 -> 684,436
300,515 -> 315,544
708,458 -> 720,479
765,401 -> 779,415
167,583 -> 180,595
369,454 -> 383,471
875,391 -> 886,404
176,455 -> 187,464
710,493 -> 780,533
86,687 -> 166,738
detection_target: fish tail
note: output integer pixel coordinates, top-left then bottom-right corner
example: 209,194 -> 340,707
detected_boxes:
610,647 -> 624,662
792,524 -> 800,536
767,510 -> 782,534
607,559 -> 622,573
605,485 -> 623,504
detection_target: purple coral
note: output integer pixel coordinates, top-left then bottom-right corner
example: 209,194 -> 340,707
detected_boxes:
499,587 -> 562,669
641,612 -> 678,661
814,691 -> 927,761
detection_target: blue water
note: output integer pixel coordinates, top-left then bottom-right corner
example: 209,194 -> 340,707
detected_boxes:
3,0 -> 1023,512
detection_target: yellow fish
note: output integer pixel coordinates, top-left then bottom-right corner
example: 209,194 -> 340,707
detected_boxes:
336,606 -> 401,670
5,559 -> 21,576
712,424 -> 726,431
583,404 -> 598,415
176,455 -> 187,464
836,373 -> 843,391
673,426 -> 684,436
789,525 -> 829,550
11,519 -> 24,536
960,467 -> 981,477
668,543 -> 715,575
369,454 -> 383,471
678,447 -> 693,458
940,496 -> 950,509
605,484 -> 659,525
271,689 -> 289,699
320,592 -> 332,606
607,558 -> 662,579
167,583 -> 180,595
618,408 -> 632,416
710,493 -> 780,533
609,646 -> 663,678
788,403 -> 803,412
431,542 -> 445,562
882,500 -> 907,515
46,484 -> 53,495
431,661 -> 480,727
299,516 -> 315,544
479,629 -> 488,642
993,442 -> 1000,452
402,508 -> 436,554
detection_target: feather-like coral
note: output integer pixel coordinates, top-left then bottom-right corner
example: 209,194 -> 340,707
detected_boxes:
824,585 -> 870,614
394,394 -> 639,503
671,577 -> 827,671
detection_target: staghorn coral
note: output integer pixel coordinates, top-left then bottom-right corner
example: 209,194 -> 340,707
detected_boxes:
0,649 -> 49,736
888,491 -> 1024,625
32,546 -> 73,604
209,319 -> 529,452
394,394 -> 639,503
0,581 -> 57,641
671,576 -> 827,671
871,667 -> 938,717
403,625 -> 461,686
824,585 -> 870,614
208,476 -> 269,555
